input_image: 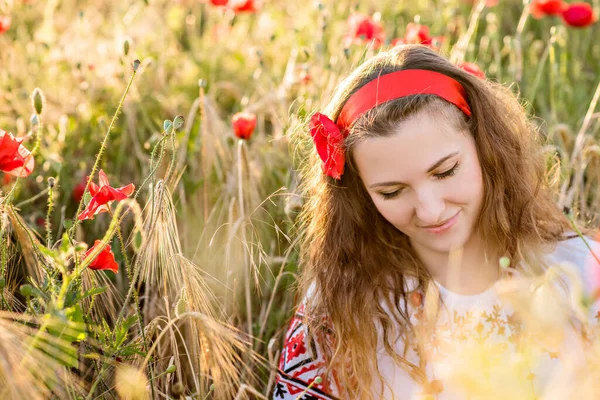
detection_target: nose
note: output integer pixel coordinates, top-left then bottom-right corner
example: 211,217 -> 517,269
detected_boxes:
414,189 -> 445,226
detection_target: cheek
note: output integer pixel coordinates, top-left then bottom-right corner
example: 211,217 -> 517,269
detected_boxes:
371,197 -> 413,228
453,157 -> 484,204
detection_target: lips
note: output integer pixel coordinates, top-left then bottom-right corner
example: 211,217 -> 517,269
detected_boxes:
420,210 -> 461,234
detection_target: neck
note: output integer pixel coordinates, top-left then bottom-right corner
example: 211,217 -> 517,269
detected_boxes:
412,234 -> 500,295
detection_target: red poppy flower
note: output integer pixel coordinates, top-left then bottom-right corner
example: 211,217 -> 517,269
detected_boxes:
0,16 -> 11,34
530,0 -> 567,18
85,240 -> 119,274
72,177 -> 87,203
232,112 -> 257,140
309,113 -> 346,180
229,0 -> 258,13
457,61 -> 486,79
77,170 -> 135,221
210,0 -> 228,5
561,2 -> 597,27
346,13 -> 385,49
393,23 -> 444,50
2,174 -> 12,186
405,23 -> 432,45
0,129 -> 35,177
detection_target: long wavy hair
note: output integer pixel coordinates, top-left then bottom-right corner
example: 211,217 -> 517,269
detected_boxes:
291,45 -> 571,398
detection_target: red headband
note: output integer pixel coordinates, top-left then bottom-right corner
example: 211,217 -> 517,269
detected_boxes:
309,69 -> 471,180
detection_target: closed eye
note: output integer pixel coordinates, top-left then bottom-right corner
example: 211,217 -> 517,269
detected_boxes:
434,162 -> 459,179
378,162 -> 460,201
380,188 -> 404,200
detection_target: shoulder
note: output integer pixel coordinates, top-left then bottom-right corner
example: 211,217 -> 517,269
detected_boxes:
545,234 -> 600,266
543,233 -> 600,322
544,234 -> 600,293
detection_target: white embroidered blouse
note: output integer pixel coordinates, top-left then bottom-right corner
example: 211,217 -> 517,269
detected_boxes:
273,236 -> 600,400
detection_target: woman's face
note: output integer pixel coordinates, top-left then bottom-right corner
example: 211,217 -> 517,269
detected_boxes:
353,109 -> 485,256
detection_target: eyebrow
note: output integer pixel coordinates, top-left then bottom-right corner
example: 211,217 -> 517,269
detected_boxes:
368,151 -> 460,189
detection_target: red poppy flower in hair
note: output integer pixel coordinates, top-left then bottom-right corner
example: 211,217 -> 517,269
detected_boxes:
308,69 -> 472,181
309,113 -> 347,180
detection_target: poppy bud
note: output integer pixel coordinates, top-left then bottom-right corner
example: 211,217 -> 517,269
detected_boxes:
165,365 -> 177,374
63,219 -> 74,230
20,284 -> 33,297
231,112 -> 257,140
173,115 -> 185,130
123,39 -> 130,56
171,382 -> 185,397
32,88 -> 44,115
163,120 -> 173,134
562,2 -> 597,27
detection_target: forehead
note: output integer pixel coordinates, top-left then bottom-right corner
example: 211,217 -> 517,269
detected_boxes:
353,112 -> 471,184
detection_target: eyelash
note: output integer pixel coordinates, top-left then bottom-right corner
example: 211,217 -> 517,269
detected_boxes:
380,162 -> 460,200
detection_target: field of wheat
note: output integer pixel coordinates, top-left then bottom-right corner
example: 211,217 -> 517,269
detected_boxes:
1,0 -> 599,398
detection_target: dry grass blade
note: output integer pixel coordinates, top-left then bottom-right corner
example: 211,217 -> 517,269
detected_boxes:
5,205 -> 47,282
136,180 -> 184,289
0,312 -> 83,399
141,310 -> 261,400
130,179 -> 265,398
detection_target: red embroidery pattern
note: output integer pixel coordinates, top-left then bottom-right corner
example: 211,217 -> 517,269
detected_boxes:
273,304 -> 340,400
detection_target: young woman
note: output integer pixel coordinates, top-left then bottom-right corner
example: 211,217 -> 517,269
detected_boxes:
273,45 -> 600,399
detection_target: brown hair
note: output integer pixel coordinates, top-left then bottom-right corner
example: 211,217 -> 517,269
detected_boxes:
292,45 -> 570,398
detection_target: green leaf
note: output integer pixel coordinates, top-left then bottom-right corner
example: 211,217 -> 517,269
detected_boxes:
83,192 -> 92,207
37,244 -> 58,259
60,232 -> 70,254
175,287 -> 187,318
78,287 -> 107,301
134,230 -> 143,251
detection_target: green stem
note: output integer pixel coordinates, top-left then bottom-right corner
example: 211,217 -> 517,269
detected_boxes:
164,132 -> 177,185
108,209 -> 155,398
68,65 -> 140,242
46,184 -> 54,248
237,140 -> 253,345
113,136 -> 168,326
14,187 -> 50,208
57,200 -> 134,309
